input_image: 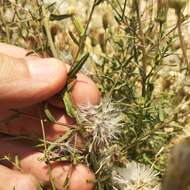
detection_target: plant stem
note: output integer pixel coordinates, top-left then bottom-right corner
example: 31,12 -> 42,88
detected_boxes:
71,0 -> 97,67
134,0 -> 147,97
39,108 -> 49,162
122,0 -> 127,20
176,11 -> 189,73
42,5 -> 58,58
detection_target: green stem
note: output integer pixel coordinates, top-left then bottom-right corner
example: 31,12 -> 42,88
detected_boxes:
71,0 -> 97,67
42,5 -> 58,58
135,0 -> 147,97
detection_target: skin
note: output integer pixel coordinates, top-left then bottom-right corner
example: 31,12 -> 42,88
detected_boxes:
0,165 -> 39,190
0,43 -> 101,190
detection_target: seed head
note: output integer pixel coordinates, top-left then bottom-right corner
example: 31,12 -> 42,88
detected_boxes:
113,161 -> 160,190
78,98 -> 123,148
168,0 -> 188,12
157,0 -> 168,24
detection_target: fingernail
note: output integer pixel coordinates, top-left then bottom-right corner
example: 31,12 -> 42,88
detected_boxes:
27,58 -> 63,82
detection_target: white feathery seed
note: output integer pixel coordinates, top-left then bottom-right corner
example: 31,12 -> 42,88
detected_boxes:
113,161 -> 160,190
78,98 -> 123,146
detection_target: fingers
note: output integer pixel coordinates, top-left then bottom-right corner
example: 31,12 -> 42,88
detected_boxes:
0,53 -> 67,110
49,73 -> 101,108
0,43 -> 28,58
0,105 -> 76,141
0,43 -> 100,109
65,64 -> 101,106
0,139 -> 95,190
0,105 -> 71,139
71,74 -> 101,106
0,164 -> 39,190
0,105 -> 84,148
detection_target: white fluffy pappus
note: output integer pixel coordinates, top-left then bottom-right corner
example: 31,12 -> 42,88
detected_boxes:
78,98 -> 123,147
113,161 -> 160,190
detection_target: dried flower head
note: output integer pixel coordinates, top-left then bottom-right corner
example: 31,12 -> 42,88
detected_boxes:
78,98 -> 123,148
157,0 -> 168,24
168,0 -> 188,11
113,161 -> 160,190
102,13 -> 110,30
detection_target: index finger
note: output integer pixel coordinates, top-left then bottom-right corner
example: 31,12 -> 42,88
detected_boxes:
0,43 -> 28,58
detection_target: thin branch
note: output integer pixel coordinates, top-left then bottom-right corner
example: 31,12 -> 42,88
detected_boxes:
122,0 -> 127,19
42,4 -> 58,58
71,0 -> 97,67
176,12 -> 189,72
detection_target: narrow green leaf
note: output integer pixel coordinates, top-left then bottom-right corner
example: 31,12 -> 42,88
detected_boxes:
68,53 -> 89,78
14,155 -> 20,170
68,30 -> 79,46
44,103 -> 56,122
46,2 -> 57,9
95,0 -> 105,6
159,107 -> 165,122
62,174 -> 70,190
49,13 -> 73,21
37,185 -> 44,190
71,16 -> 85,35
63,91 -> 77,118
49,156 -> 68,162
48,129 -> 74,151
114,15 -> 122,24
66,80 -> 75,92
146,83 -> 154,101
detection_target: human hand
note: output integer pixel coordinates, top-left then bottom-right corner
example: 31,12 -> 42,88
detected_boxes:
0,43 -> 101,190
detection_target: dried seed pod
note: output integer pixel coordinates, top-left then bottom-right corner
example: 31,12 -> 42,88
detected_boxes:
89,28 -> 99,47
157,0 -> 168,24
102,13 -> 109,30
168,0 -> 188,12
25,35 -> 38,50
98,32 -> 106,53
50,23 -> 60,39
55,31 -> 67,50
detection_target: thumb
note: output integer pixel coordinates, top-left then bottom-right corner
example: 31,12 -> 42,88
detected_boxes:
0,53 -> 67,110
